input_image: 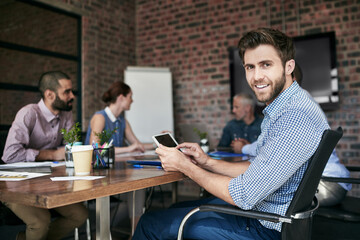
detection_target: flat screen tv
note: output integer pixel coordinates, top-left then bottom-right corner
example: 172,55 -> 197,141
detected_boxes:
229,31 -> 339,112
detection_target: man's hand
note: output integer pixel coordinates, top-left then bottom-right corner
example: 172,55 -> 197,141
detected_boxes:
231,138 -> 250,153
36,147 -> 65,161
53,147 -> 66,160
176,142 -> 210,167
155,144 -> 189,172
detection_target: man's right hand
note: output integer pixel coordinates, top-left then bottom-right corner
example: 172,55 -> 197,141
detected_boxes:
231,138 -> 250,153
176,142 -> 209,166
36,147 -> 65,161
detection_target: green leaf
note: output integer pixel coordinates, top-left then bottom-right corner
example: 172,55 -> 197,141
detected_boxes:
60,122 -> 81,146
94,127 -> 118,145
193,127 -> 208,139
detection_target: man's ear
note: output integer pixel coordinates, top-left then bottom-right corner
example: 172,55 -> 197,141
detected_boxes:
285,59 -> 295,76
245,104 -> 252,113
44,89 -> 56,101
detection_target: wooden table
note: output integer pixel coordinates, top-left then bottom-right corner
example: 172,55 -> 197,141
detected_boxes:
0,159 -> 186,239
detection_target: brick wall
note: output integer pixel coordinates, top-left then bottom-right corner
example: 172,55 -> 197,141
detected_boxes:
1,0 -> 136,128
79,0 -> 136,127
135,0 -> 360,196
0,1 -> 78,125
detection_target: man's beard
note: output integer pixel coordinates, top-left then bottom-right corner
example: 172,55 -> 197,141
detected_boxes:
52,94 -> 73,111
253,72 -> 286,104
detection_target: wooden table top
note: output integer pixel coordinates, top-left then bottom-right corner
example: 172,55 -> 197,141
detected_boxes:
0,159 -> 186,209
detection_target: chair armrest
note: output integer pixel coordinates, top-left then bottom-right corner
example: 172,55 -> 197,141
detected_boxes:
176,205 -> 291,240
177,199 -> 319,240
199,204 -> 292,223
321,176 -> 360,184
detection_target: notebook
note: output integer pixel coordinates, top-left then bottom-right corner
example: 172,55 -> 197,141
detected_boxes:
126,160 -> 162,167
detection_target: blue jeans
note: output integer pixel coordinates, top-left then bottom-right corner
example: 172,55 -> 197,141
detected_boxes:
133,197 -> 280,240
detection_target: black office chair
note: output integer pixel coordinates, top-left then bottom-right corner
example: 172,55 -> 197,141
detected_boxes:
177,127 -> 343,240
312,166 -> 360,240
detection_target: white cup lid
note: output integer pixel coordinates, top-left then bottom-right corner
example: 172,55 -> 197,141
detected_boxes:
71,145 -> 93,153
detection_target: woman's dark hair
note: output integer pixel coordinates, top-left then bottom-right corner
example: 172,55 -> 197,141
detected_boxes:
238,28 -> 295,66
102,81 -> 131,104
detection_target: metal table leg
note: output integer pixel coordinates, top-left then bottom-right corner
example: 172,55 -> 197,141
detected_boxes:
131,190 -> 136,236
96,196 -> 111,240
172,182 -> 178,203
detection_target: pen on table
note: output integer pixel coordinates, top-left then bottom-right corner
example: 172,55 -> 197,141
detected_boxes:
132,164 -> 143,168
132,165 -> 162,169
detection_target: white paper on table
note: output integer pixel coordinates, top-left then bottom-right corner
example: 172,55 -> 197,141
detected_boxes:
50,176 -> 106,181
0,171 -> 50,181
0,162 -> 52,169
116,150 -> 157,157
0,161 -> 66,169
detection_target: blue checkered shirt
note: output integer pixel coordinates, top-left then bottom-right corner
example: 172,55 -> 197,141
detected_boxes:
228,81 -> 329,232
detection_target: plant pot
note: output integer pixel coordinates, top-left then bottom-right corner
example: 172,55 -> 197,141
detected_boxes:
64,142 -> 82,168
200,138 -> 209,153
93,145 -> 115,169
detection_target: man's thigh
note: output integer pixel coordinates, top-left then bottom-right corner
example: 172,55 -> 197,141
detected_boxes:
3,201 -> 50,225
135,197 -> 280,240
184,212 -> 279,240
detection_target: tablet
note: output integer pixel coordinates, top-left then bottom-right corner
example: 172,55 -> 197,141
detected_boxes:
152,132 -> 179,148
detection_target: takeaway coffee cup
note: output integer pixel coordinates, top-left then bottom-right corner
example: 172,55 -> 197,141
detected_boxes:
71,145 -> 94,175
64,142 -> 83,168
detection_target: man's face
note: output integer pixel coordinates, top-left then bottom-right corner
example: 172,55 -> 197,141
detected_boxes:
232,97 -> 247,121
243,45 -> 291,105
51,79 -> 75,112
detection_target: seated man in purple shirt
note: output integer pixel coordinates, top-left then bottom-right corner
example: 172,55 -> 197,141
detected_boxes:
1,71 -> 88,240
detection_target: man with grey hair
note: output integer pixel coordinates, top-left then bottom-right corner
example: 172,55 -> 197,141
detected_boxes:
217,93 -> 262,150
1,71 -> 87,240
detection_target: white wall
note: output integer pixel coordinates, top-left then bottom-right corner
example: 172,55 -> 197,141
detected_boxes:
124,67 -> 174,143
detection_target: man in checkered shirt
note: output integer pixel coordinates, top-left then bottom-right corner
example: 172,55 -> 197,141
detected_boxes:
133,28 -> 330,240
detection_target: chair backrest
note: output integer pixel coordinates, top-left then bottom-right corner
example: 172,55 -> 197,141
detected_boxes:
281,127 -> 343,240
0,130 -> 9,164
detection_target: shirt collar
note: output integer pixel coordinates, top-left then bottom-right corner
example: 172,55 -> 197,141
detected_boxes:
263,81 -> 300,119
38,99 -> 59,123
104,107 -> 117,122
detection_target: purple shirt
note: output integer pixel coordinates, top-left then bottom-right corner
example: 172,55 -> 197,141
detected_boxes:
2,99 -> 73,163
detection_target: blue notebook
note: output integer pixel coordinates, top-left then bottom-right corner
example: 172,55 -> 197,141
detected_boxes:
208,151 -> 246,158
127,160 -> 162,167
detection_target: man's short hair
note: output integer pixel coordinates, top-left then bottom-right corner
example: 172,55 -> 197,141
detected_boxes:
38,71 -> 70,98
234,93 -> 256,109
237,28 -> 295,66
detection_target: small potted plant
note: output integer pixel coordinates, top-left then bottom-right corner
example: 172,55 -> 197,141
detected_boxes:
94,128 -> 118,146
92,128 -> 117,167
60,122 -> 82,167
193,127 -> 209,153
